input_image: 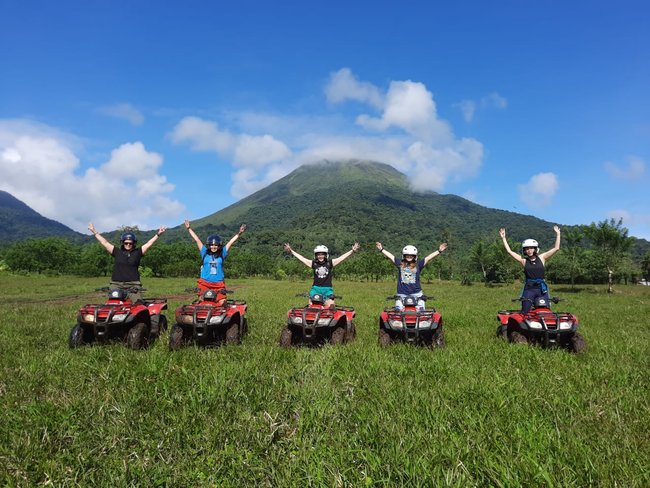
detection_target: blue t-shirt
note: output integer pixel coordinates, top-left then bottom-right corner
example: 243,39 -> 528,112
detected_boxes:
394,257 -> 425,295
200,245 -> 228,282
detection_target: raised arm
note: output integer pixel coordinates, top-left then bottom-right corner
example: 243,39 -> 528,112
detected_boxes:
142,226 -> 166,254
88,222 -> 114,254
499,228 -> 524,265
332,242 -> 360,267
184,219 -> 203,251
423,242 -> 448,266
284,243 -> 312,268
376,242 -> 396,263
225,223 -> 247,252
539,225 -> 561,263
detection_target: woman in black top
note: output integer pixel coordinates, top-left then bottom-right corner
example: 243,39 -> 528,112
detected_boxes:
88,222 -> 166,301
283,242 -> 359,308
500,226 -> 561,313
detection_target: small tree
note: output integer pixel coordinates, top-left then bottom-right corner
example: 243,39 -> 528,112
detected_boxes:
562,227 -> 585,289
584,218 -> 634,293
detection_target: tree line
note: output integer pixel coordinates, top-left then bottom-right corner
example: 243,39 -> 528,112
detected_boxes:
1,219 -> 648,290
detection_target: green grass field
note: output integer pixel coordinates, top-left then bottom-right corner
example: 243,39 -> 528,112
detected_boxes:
1,275 -> 648,486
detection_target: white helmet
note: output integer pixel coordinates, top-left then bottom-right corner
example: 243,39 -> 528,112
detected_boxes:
402,245 -> 418,257
521,239 -> 539,253
314,245 -> 329,256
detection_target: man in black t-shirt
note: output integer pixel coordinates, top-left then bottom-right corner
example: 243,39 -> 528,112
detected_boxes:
88,222 -> 167,302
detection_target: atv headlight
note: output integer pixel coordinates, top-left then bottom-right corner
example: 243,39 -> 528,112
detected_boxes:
317,318 -> 331,326
82,314 -> 95,323
527,321 -> 543,329
559,321 -> 572,330
209,315 -> 225,324
291,316 -> 303,325
180,314 -> 194,325
112,313 -> 128,322
389,320 -> 403,330
418,320 -> 431,329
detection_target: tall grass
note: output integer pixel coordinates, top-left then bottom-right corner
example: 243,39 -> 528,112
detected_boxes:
0,275 -> 648,486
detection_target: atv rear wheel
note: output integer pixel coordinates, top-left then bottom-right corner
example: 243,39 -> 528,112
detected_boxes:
69,324 -> 89,348
510,330 -> 528,344
279,327 -> 293,348
126,322 -> 148,350
378,328 -> 392,346
496,325 -> 508,340
226,321 -> 241,345
330,325 -> 346,345
169,324 -> 185,351
569,332 -> 587,354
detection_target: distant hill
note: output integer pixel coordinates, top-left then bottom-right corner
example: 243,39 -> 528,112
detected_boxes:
2,162 -> 648,259
0,191 -> 82,244
162,160 -> 586,256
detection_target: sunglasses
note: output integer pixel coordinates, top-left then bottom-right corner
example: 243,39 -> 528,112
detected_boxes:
123,242 -> 134,246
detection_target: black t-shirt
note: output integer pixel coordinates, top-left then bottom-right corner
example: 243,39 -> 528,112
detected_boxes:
524,256 -> 545,280
111,247 -> 143,282
311,259 -> 333,287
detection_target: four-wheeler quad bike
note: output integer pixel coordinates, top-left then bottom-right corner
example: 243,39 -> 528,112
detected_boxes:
169,289 -> 248,350
378,295 -> 445,348
496,296 -> 586,353
279,292 -> 356,347
69,287 -> 168,349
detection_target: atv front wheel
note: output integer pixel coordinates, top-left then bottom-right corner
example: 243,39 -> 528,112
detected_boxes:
378,328 -> 392,346
510,330 -> 528,344
169,324 -> 185,351
496,325 -> 508,340
569,332 -> 587,354
279,327 -> 293,348
330,326 -> 346,345
346,321 -> 357,342
432,327 -> 445,348
127,322 -> 148,350
69,324 -> 89,348
241,317 -> 249,337
226,321 -> 241,345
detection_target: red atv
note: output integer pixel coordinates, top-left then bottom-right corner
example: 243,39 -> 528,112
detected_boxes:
378,295 -> 445,347
496,296 -> 586,353
279,292 -> 356,347
169,289 -> 248,350
69,287 -> 168,349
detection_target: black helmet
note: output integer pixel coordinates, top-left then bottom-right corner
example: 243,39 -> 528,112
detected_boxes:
206,234 -> 222,246
120,232 -> 137,243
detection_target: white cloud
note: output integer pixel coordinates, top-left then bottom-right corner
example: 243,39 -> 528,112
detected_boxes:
457,100 -> 477,123
517,172 -> 559,208
481,92 -> 508,110
456,92 -> 508,122
325,68 -> 383,109
0,119 -> 184,232
170,68 -> 485,197
169,116 -> 291,168
97,103 -> 145,126
603,155 -> 645,180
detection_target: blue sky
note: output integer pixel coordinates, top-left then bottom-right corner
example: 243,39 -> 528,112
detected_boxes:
1,1 -> 648,240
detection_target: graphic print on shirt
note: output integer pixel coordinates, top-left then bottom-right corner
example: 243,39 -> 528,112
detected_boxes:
400,266 -> 417,285
209,256 -> 218,275
315,264 -> 329,280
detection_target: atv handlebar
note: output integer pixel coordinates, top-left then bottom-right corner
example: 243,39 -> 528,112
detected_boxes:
512,296 -> 561,303
185,287 -> 234,294
386,294 -> 430,301
96,286 -> 146,293
295,292 -> 342,299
